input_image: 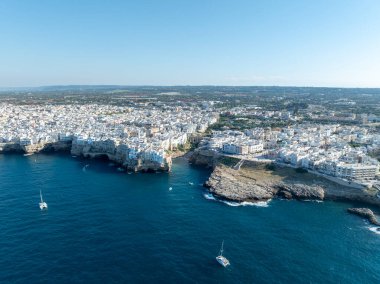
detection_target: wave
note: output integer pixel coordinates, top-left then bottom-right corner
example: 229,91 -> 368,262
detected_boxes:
222,200 -> 270,207
203,193 -> 216,200
203,192 -> 270,207
303,199 -> 324,203
368,227 -> 380,235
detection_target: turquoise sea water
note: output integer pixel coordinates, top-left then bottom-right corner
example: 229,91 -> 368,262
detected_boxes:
1,153 -> 380,283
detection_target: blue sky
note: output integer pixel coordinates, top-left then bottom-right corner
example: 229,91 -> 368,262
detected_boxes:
0,0 -> 379,87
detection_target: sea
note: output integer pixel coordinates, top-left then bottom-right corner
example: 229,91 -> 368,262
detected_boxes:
1,153 -> 380,283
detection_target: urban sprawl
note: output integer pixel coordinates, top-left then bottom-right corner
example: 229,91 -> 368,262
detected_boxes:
0,100 -> 379,187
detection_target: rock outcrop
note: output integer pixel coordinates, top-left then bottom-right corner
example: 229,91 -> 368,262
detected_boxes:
205,165 -> 274,201
205,164 -> 325,202
203,161 -> 380,206
347,208 -> 380,225
276,183 -> 325,200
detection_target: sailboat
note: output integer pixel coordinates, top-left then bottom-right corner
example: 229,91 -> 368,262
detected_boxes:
39,190 -> 48,210
216,240 -> 230,267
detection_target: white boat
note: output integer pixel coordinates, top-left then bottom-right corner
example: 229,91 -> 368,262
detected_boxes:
169,187 -> 173,191
189,182 -> 194,186
39,190 -> 48,210
216,241 -> 230,267
23,153 -> 34,156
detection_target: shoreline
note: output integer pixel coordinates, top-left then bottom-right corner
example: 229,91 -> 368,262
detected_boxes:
3,143 -> 380,210
189,148 -> 380,208
205,163 -> 380,207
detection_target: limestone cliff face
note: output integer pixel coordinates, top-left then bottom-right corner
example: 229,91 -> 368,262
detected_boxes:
131,157 -> 171,172
189,148 -> 220,168
71,142 -> 171,172
0,141 -> 171,172
22,141 -> 71,153
0,143 -> 23,153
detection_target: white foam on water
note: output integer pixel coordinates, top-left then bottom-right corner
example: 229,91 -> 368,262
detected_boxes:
203,192 -> 270,207
303,199 -> 324,203
203,193 -> 216,200
368,227 -> 380,235
222,200 -> 270,207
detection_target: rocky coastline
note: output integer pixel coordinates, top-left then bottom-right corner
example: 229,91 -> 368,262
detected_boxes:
190,148 -> 380,207
347,208 -> 380,226
0,141 -> 172,172
0,141 -> 72,154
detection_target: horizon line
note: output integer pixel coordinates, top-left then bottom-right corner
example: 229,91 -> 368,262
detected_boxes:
1,84 -> 380,90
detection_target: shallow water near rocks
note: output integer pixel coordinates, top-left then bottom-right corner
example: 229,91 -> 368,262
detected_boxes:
1,154 -> 380,283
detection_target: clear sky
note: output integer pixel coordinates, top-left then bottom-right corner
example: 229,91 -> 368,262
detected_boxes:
0,0 -> 379,87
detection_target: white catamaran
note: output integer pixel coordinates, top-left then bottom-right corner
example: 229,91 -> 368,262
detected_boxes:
39,190 -> 48,210
216,240 -> 230,267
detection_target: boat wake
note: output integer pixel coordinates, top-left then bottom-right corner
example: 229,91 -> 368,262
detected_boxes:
368,226 -> 380,235
303,199 -> 324,203
203,192 -> 270,207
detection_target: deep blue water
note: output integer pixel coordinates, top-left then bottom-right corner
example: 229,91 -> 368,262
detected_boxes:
1,154 -> 380,283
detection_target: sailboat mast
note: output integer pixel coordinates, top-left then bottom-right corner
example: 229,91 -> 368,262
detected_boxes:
220,240 -> 224,256
40,190 -> 43,203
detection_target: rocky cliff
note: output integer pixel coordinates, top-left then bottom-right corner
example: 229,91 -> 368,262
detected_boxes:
0,141 -> 171,172
204,161 -> 380,206
71,142 -> 171,172
205,164 -> 325,202
347,208 -> 380,225
0,141 -> 71,154
188,148 -> 221,167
